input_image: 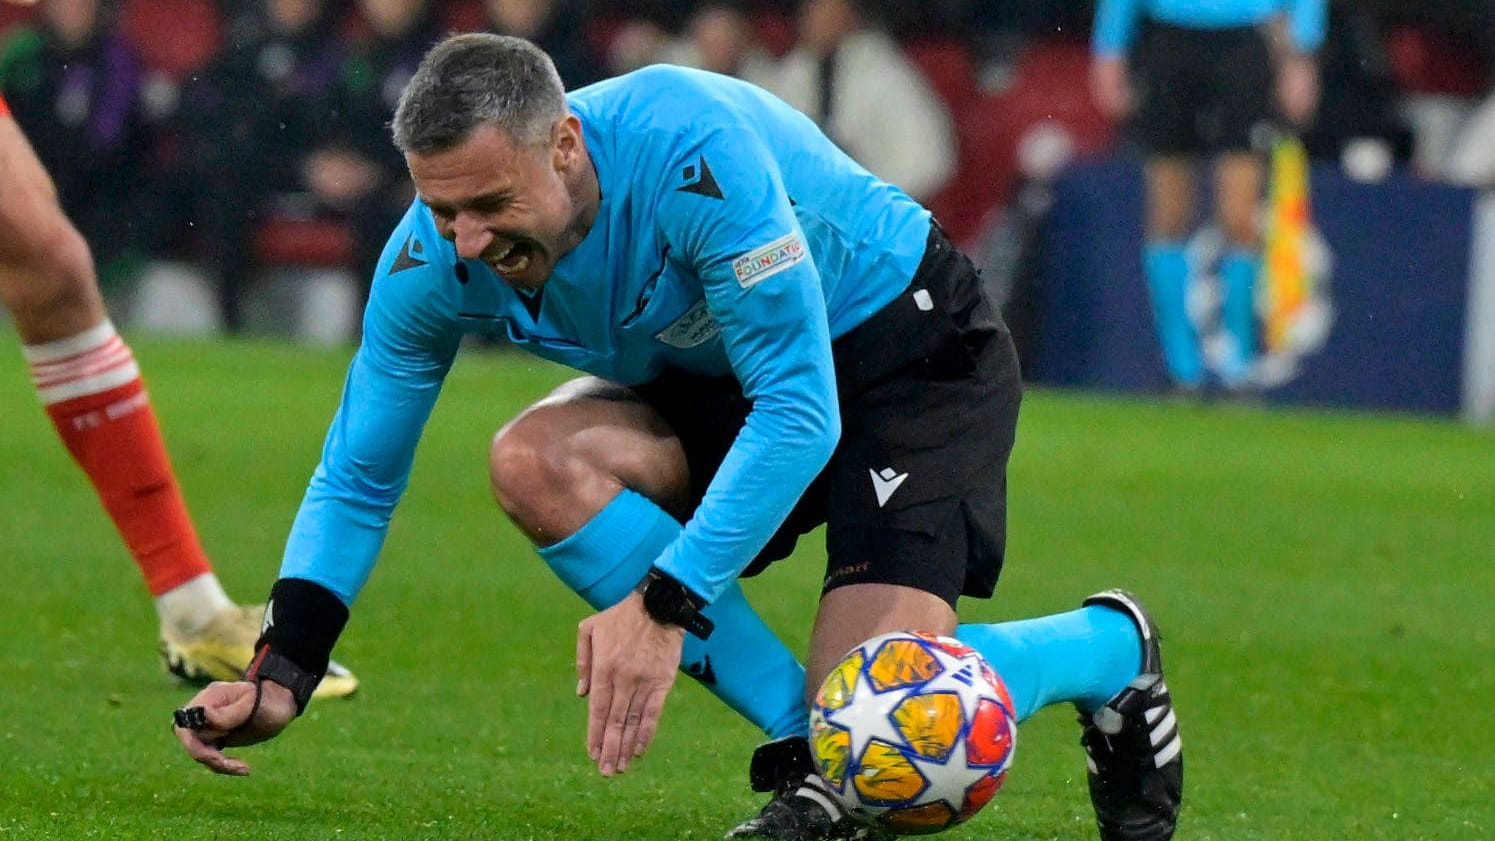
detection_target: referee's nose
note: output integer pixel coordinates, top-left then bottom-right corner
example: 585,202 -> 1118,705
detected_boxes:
452,214 -> 493,260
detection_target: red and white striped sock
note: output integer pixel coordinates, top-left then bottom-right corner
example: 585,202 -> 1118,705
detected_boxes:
25,322 -> 228,625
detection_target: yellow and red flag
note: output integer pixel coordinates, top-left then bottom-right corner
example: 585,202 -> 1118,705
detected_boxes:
1262,135 -> 1313,353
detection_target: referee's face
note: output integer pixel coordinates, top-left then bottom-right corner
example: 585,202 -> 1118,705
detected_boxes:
408,117 -> 594,292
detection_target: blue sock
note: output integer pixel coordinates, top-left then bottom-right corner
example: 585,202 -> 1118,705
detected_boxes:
1143,241 -> 1203,388
1218,248 -> 1259,385
537,489 -> 807,739
956,606 -> 1143,722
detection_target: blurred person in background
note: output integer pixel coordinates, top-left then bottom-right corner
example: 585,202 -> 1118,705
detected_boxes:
1090,0 -> 1325,393
0,0 -> 152,275
307,0 -> 441,311
770,0 -> 955,202
485,0 -> 603,89
656,1 -> 780,90
0,0 -> 357,696
176,0 -> 343,332
1297,0 -> 1408,174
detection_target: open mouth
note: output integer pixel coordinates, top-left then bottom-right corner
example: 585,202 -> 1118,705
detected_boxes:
486,240 -> 536,277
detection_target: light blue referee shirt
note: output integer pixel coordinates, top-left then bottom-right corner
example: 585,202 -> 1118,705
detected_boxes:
1093,0 -> 1327,56
278,65 -> 932,608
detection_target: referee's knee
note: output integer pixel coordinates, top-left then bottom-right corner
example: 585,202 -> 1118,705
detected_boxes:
488,412 -> 594,524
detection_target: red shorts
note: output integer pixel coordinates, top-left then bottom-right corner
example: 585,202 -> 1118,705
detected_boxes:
0,94 -> 9,116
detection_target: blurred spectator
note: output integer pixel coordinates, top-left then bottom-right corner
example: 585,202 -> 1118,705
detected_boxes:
1090,0 -> 1325,392
312,0 -> 442,305
770,0 -> 955,201
599,17 -> 668,75
1300,1 -> 1410,176
1361,0 -> 1490,179
0,0 -> 154,278
1442,91 -> 1495,186
485,0 -> 604,89
656,1 -> 779,89
175,0 -> 342,331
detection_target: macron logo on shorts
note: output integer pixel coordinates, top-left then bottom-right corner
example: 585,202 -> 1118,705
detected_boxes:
869,467 -> 909,507
732,232 -> 807,288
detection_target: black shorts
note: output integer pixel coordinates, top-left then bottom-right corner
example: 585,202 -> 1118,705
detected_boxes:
1131,22 -> 1276,156
632,224 -> 1022,608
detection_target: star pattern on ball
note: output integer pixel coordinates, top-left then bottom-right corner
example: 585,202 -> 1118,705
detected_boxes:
825,642 -> 996,777
917,646 -> 999,722
900,736 -> 998,811
823,653 -> 909,766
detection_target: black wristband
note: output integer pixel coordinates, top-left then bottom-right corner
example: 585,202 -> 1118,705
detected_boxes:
255,577 -> 349,684
245,645 -> 320,715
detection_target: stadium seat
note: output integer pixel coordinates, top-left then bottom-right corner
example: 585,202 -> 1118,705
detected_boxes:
0,2 -> 37,37
440,0 -> 487,35
119,0 -> 222,81
753,9 -> 796,58
252,216 -> 357,268
1384,24 -> 1489,98
905,37 -> 979,110
926,37 -> 1115,247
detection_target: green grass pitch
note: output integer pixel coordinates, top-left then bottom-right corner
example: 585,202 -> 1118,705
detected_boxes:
0,334 -> 1489,839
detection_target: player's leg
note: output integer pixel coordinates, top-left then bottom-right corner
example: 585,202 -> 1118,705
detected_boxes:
0,114 -> 356,696
0,115 -> 227,650
489,376 -> 806,740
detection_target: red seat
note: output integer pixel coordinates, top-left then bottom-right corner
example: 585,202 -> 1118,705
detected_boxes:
906,37 -> 978,110
753,10 -> 796,58
0,3 -> 37,38
119,0 -> 222,80
440,0 -> 486,35
926,37 -> 1115,247
253,216 -> 356,268
1385,24 -> 1489,97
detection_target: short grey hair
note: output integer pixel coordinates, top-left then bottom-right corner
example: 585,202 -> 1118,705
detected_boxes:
392,33 -> 567,154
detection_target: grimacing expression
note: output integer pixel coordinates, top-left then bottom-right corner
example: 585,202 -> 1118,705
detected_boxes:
408,119 -> 582,292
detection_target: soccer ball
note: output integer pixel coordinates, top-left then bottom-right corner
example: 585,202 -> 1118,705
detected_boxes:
809,631 -> 1017,835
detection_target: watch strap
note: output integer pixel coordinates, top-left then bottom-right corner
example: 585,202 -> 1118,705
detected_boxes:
244,645 -> 320,715
637,567 -> 715,640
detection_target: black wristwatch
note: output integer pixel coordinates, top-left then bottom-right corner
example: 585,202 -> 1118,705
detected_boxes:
635,567 -> 714,640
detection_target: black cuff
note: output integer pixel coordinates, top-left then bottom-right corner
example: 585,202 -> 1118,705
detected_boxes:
244,646 -> 320,715
255,577 -> 349,683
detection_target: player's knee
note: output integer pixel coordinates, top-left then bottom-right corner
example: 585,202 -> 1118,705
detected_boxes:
0,219 -> 96,324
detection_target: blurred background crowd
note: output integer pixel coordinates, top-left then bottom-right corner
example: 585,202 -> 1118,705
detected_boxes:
1,0 -> 1493,343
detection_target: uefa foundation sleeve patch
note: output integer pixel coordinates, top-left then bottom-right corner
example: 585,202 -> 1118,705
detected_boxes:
732,232 -> 807,288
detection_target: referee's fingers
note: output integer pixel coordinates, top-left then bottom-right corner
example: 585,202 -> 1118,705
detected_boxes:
191,682 -> 260,732
172,682 -> 259,776
176,725 -> 251,776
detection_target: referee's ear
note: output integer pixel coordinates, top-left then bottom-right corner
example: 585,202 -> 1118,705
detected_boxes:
552,114 -> 583,172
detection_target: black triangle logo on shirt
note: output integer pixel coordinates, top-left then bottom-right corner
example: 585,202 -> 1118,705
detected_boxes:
684,654 -> 717,686
518,287 -> 544,322
390,235 -> 428,275
676,155 -> 723,200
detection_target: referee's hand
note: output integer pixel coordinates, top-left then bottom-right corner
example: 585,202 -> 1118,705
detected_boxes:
172,680 -> 297,776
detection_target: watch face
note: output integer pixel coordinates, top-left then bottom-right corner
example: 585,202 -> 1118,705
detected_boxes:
646,578 -> 684,622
